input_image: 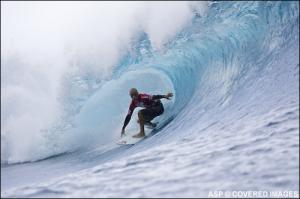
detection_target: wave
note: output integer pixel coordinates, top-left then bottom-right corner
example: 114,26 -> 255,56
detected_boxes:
1,1 -> 299,164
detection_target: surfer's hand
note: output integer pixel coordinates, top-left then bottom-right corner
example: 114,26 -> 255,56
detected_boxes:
165,92 -> 173,100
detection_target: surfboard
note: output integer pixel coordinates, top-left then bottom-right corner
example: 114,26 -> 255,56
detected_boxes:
116,116 -> 174,145
116,134 -> 146,145
116,122 -> 158,145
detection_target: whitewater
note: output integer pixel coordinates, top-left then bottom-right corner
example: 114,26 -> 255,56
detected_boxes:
1,1 -> 299,198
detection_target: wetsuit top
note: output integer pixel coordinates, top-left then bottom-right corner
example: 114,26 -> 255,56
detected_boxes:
122,93 -> 165,130
128,93 -> 163,115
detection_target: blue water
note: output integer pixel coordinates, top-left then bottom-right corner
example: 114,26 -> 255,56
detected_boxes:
1,1 -> 299,197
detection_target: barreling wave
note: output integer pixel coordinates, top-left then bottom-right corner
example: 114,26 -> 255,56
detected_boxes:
1,1 -> 298,164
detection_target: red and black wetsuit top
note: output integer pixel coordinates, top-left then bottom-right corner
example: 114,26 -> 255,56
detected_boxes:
128,93 -> 161,115
122,93 -> 165,129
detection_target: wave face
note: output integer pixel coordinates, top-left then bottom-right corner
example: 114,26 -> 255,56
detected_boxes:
1,1 -> 299,197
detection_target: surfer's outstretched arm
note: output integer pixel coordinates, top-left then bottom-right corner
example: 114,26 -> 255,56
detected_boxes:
121,101 -> 136,136
152,92 -> 173,100
122,113 -> 132,132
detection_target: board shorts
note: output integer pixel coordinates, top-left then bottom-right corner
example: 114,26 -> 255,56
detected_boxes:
140,101 -> 164,122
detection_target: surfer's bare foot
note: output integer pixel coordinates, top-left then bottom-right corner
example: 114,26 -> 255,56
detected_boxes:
133,132 -> 145,138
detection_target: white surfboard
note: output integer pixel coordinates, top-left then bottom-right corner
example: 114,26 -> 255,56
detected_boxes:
116,116 -> 175,145
116,134 -> 146,145
116,123 -> 157,145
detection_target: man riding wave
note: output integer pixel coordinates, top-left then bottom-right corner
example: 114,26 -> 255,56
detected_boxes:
121,88 -> 173,138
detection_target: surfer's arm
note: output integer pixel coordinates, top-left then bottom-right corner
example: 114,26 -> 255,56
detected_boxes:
152,93 -> 173,100
122,102 -> 135,132
122,113 -> 132,131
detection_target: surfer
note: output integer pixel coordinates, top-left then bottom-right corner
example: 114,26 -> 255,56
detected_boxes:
121,88 -> 173,138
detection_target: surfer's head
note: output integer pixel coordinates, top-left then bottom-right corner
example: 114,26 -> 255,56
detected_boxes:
129,88 -> 138,100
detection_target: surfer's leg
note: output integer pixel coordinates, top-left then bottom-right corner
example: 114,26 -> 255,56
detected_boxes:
144,104 -> 164,126
142,108 -> 157,126
137,119 -> 156,128
133,110 -> 146,138
148,103 -> 164,121
148,104 -> 164,127
133,104 -> 164,137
